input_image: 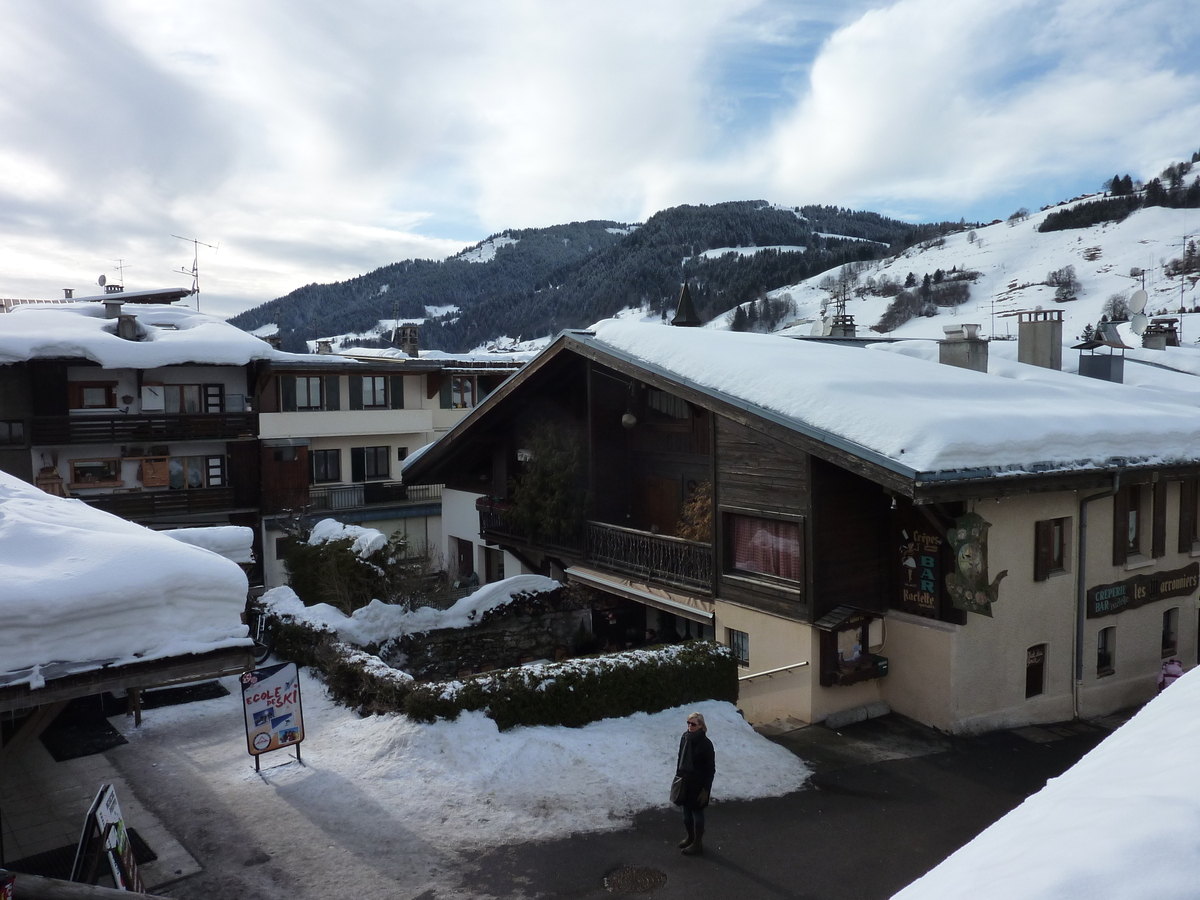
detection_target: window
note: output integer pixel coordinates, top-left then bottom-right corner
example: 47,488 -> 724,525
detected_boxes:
726,514 -> 802,582
1026,644 -> 1046,698
351,446 -> 389,482
646,388 -> 690,420
1163,607 -> 1179,657
483,546 -> 505,584
0,420 -> 24,444
164,384 -> 202,414
451,376 -> 476,409
397,447 -> 408,462
1113,484 -> 1161,565
1097,627 -> 1115,676
69,382 -> 117,409
167,455 -> 224,490
280,375 -> 339,412
295,376 -> 323,411
311,449 -> 341,483
1126,485 -> 1142,555
1179,478 -> 1199,553
362,376 -> 387,408
1034,517 -> 1069,581
70,458 -> 122,486
727,628 -> 750,667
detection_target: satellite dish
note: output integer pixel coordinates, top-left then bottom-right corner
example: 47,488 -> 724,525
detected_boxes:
1130,289 -> 1148,314
1131,312 -> 1149,335
822,318 -> 833,336
98,274 -> 106,287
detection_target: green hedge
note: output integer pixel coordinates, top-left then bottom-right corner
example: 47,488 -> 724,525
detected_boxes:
263,606 -> 737,730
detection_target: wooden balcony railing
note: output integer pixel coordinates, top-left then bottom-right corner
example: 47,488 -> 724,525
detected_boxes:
32,413 -> 258,445
307,481 -> 443,512
476,498 -> 712,593
82,486 -> 238,520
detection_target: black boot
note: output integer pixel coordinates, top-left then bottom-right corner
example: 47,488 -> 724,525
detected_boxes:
682,827 -> 704,856
678,824 -> 694,849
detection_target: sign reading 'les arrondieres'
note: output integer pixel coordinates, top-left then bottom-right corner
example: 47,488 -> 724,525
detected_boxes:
1087,562 -> 1200,618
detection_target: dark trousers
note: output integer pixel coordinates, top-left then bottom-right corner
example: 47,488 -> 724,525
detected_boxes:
682,803 -> 705,832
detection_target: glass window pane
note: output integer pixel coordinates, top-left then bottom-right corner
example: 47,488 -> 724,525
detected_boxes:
164,385 -> 181,413
169,457 -> 185,489
82,387 -> 109,407
730,515 -> 801,580
182,385 -> 201,413
187,456 -> 204,488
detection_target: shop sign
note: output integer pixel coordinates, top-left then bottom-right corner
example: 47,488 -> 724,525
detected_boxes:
241,662 -> 305,758
1087,562 -> 1199,618
945,513 -> 1008,617
69,784 -> 143,891
899,525 -> 942,617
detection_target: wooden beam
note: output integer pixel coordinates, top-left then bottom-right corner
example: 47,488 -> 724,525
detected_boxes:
0,701 -> 68,764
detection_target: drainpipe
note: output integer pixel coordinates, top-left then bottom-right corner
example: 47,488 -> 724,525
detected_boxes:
1074,469 -> 1122,719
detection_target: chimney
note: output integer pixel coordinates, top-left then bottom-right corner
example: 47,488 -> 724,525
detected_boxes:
1018,310 -> 1062,370
399,324 -> 420,357
939,323 -> 988,373
104,283 -> 124,294
103,298 -> 123,319
1079,351 -> 1124,383
316,339 -> 334,355
671,282 -> 701,327
117,313 -> 139,341
830,313 -> 856,338
63,288 -> 73,299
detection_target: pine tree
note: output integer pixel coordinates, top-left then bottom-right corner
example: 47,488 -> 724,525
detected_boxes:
904,272 -> 917,288
731,305 -> 748,332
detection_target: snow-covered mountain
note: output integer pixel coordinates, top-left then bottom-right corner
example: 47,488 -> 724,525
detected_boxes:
750,198 -> 1198,344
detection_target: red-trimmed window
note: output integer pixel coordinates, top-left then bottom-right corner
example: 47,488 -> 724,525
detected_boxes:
727,514 -> 802,581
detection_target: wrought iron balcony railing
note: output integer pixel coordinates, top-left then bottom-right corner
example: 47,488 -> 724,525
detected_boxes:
32,413 -> 258,445
307,481 -> 442,512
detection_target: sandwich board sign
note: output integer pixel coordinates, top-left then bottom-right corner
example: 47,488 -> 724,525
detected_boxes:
241,661 -> 304,771
69,784 -> 144,891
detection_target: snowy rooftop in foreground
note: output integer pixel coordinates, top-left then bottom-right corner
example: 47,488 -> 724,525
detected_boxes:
586,319 -> 1200,478
892,668 -> 1200,900
0,302 -> 310,368
0,470 -> 251,688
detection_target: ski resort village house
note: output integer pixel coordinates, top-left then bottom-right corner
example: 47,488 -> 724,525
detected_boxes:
254,344 -> 526,588
402,318 -> 1200,734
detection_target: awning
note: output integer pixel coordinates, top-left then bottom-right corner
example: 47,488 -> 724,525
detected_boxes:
566,566 -> 715,626
813,605 -> 880,633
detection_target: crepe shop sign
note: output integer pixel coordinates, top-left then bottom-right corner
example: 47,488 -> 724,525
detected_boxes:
241,662 -> 305,761
1087,562 -> 1200,618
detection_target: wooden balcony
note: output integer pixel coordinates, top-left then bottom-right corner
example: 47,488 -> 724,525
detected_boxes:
307,481 -> 443,512
32,412 -> 258,445
82,486 -> 238,520
477,498 -> 712,594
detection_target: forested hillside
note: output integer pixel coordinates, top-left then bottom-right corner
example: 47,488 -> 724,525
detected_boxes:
230,201 -> 958,352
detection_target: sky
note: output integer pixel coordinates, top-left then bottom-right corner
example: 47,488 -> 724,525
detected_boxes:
0,0 -> 1197,319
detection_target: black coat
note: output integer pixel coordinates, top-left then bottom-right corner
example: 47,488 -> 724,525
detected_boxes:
675,730 -> 715,807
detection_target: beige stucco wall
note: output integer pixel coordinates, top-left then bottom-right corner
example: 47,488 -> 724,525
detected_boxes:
880,611 -> 956,731
714,600 -> 814,724
259,409 -> 434,439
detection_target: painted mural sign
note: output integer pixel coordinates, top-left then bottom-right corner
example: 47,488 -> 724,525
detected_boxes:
899,525 -> 943,617
945,513 -> 1008,617
1087,562 -> 1200,619
241,662 -> 305,758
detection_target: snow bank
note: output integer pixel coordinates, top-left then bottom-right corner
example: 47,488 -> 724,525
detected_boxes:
0,303 -> 302,368
0,471 -> 250,685
307,518 -> 387,558
262,575 -> 561,647
119,682 -> 809,849
162,525 -> 255,564
893,667 -> 1200,900
590,319 -> 1200,476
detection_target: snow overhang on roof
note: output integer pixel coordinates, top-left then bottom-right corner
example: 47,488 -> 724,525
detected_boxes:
403,321 -> 1200,497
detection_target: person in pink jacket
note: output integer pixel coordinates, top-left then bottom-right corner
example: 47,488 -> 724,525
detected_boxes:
1157,658 -> 1184,693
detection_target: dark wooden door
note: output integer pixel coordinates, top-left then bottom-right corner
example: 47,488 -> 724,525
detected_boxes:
632,476 -> 680,534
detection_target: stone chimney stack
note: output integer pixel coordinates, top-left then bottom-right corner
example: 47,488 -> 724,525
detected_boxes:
1018,310 -> 1063,370
939,323 -> 988,373
316,339 -> 334,355
399,324 -> 420,357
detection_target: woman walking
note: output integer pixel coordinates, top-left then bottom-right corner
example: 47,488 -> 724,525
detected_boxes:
673,711 -> 715,856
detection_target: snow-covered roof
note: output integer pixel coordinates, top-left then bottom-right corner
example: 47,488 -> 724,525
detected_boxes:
0,470 -> 251,688
893,668 -> 1200,900
0,302 -> 310,369
582,320 -> 1200,479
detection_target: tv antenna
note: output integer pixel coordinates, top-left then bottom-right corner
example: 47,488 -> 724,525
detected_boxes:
112,258 -> 131,286
172,234 -> 218,311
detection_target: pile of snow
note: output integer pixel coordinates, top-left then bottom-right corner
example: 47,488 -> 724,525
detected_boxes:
0,303 -> 299,368
262,575 -> 560,647
689,245 -> 806,262
893,668 -> 1200,900
118,684 -> 809,850
0,471 -> 250,687
307,518 -> 387,558
162,525 -> 255,564
588,319 -> 1200,477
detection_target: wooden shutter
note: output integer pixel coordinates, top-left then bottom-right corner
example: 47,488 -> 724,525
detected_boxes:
1034,520 -> 1052,582
439,379 -> 452,409
324,375 -> 340,410
1112,487 -> 1128,566
280,376 -> 297,412
67,382 -> 83,409
349,376 -> 363,410
390,375 -> 404,409
1152,481 -> 1167,558
1180,479 -> 1198,553
350,447 -> 366,483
